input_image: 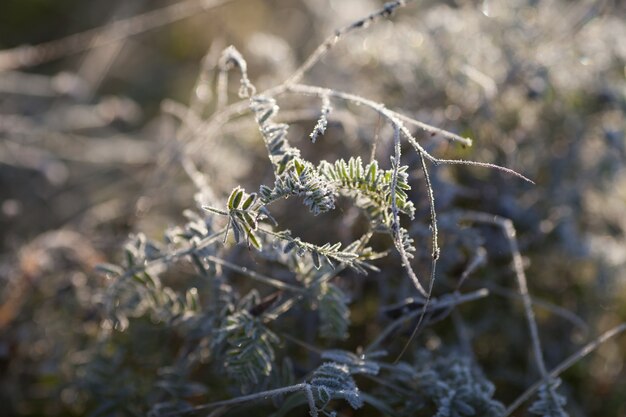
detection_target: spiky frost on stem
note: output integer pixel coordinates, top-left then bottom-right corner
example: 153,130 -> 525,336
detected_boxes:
310,94 -> 331,143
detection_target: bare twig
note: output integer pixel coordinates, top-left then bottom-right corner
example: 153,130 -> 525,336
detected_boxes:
204,255 -> 304,293
389,123 -> 428,297
284,1 -> 412,86
156,383 -> 314,417
284,84 -> 533,183
365,288 -> 490,353
478,280 -> 589,333
459,211 -> 556,399
505,323 -> 626,416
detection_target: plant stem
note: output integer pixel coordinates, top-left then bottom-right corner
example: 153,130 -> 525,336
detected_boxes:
505,323 -> 626,416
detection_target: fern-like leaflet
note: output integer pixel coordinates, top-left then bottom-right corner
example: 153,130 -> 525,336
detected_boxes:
220,309 -> 280,392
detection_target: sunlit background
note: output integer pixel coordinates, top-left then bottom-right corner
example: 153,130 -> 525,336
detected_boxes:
1,0 -> 625,416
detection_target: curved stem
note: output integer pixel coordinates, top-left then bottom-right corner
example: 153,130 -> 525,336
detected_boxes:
157,383 -> 312,417
284,1 -> 411,86
389,123 -> 427,297
366,288 -> 490,353
460,212 -> 549,378
505,323 -> 626,416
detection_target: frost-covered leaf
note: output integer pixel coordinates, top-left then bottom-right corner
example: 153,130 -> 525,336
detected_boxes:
310,362 -> 363,411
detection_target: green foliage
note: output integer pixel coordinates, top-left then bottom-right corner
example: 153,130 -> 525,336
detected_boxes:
2,1 -> 626,417
310,362 -> 363,411
224,186 -> 262,249
251,95 -> 300,174
319,349 -> 381,375
363,350 -> 505,417
259,158 -> 336,216
316,283 -> 350,340
219,308 -> 280,391
319,156 -> 415,228
414,352 -> 506,417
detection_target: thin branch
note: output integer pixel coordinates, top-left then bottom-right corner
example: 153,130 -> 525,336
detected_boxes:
117,229 -> 225,280
420,151 -> 440,264
179,1 -> 421,149
459,211 -> 549,379
441,242 -> 587,332
156,383 -> 311,417
457,246 -> 487,291
284,0 -> 411,86
285,84 -> 534,183
452,309 -> 475,359
505,323 -> 626,416
393,150 -> 440,362
478,280 -> 589,333
365,288 -> 490,353
205,255 -> 304,293
370,114 -> 383,162
394,111 -> 472,147
434,158 -> 535,184
216,60 -> 230,111
287,84 -> 475,147
189,42 -> 223,115
389,123 -> 427,297
395,245 -> 485,363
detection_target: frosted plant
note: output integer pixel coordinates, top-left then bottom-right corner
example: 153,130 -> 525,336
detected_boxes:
2,1 -> 625,417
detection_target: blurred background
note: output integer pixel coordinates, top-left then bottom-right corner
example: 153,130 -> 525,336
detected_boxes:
1,0 -> 625,416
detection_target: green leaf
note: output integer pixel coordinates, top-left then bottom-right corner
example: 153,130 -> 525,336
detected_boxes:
242,211 -> 258,230
243,224 -> 262,250
258,107 -> 274,124
318,283 -> 350,340
95,263 -> 123,276
248,232 -> 261,250
231,218 -> 242,243
367,161 -> 377,183
312,251 -> 321,269
294,159 -> 305,175
124,248 -> 135,267
185,288 -> 199,311
142,272 -> 160,288
228,187 -> 244,210
241,192 -> 257,210
222,311 -> 278,390
283,240 -> 297,254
